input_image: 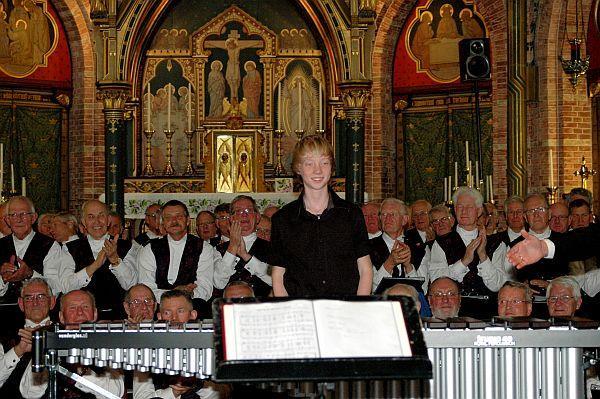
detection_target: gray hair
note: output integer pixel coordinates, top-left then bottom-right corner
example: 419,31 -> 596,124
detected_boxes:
20,277 -> 53,297
54,211 -> 79,226
380,198 -> 409,216
383,283 -> 420,307
124,283 -> 156,304
504,195 -> 524,211
524,193 -> 549,209
429,204 -> 452,219
452,186 -> 483,207
60,289 -> 96,310
499,281 -> 532,302
6,196 -> 36,214
230,195 -> 260,215
546,276 -> 581,301
80,199 -> 108,221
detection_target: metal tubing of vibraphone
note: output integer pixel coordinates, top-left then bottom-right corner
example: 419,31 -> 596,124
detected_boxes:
480,347 -> 495,399
459,347 -> 476,398
335,381 -> 349,399
299,381 -> 314,397
32,330 -> 46,372
520,347 -> 538,399
442,348 -> 456,398
370,380 -> 384,398
203,348 -> 213,377
503,347 -> 517,399
387,380 -> 401,398
351,380 -> 366,398
541,347 -> 559,399
562,347 -> 584,399
427,348 -> 438,398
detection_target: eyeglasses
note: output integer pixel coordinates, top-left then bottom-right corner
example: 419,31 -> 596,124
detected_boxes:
8,212 -> 34,220
128,298 -> 155,307
498,298 -> 531,306
431,216 -> 452,226
216,215 -> 230,221
547,295 -> 576,303
524,207 -> 548,216
380,212 -> 402,219
232,208 -> 255,217
22,294 -> 50,302
145,212 -> 158,218
429,291 -> 459,298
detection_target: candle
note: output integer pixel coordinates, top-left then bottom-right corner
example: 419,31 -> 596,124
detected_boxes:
448,175 -> 452,200
444,177 -> 448,202
465,141 -> 470,165
318,83 -> 323,130
297,79 -> 302,130
549,149 -> 554,187
187,83 -> 192,131
468,161 -> 472,187
167,83 -> 171,131
278,84 -> 282,129
21,177 -> 25,197
475,161 -> 479,189
146,82 -> 151,130
489,175 -> 494,202
454,162 -> 459,189
10,163 -> 14,192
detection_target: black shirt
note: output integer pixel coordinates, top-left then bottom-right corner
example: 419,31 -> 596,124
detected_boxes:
269,189 -> 371,296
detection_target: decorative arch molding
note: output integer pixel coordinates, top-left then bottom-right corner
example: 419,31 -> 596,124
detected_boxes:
120,0 -> 348,98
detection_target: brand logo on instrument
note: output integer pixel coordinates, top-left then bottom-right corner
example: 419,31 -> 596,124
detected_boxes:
58,333 -> 88,339
473,335 -> 515,347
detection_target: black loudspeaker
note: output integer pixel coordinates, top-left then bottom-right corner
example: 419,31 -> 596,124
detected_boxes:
459,38 -> 491,82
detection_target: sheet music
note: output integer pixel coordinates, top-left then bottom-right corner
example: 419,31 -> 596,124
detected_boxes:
312,300 -> 413,358
223,300 -> 320,360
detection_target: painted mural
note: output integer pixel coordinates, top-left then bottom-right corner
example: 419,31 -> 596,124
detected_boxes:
395,0 -> 488,92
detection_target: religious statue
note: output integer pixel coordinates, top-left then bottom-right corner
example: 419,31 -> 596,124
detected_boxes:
25,0 -> 50,64
436,4 -> 460,39
205,30 -> 263,101
208,60 -> 226,118
242,60 -> 262,118
411,11 -> 434,68
236,139 -> 252,192
460,9 -> 483,38
282,71 -> 318,134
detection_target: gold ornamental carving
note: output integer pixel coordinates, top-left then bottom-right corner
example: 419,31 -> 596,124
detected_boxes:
339,81 -> 372,110
97,82 -> 131,110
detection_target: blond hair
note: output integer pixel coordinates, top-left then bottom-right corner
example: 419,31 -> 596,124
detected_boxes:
291,135 -> 335,175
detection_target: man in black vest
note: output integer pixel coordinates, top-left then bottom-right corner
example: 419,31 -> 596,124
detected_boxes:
0,196 -> 63,299
61,200 -> 137,319
20,289 -> 124,398
214,195 -> 272,297
408,187 -> 511,295
138,200 -> 216,302
134,203 -> 162,247
196,211 -> 220,247
0,278 -> 54,397
370,198 -> 417,291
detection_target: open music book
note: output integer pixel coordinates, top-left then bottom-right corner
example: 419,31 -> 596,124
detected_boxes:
222,299 -> 413,361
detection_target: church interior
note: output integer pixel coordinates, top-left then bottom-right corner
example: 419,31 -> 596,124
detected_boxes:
1,0 -> 600,397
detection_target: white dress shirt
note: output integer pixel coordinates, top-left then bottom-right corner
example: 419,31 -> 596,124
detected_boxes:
60,234 -> 137,293
0,317 -> 50,388
409,225 -> 511,293
137,234 -> 217,301
368,231 -> 382,239
133,371 -> 219,399
507,228 -> 522,243
0,231 -> 64,296
213,232 -> 272,289
371,233 -> 406,291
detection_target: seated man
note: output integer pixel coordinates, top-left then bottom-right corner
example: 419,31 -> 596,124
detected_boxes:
546,276 -> 582,318
20,289 -> 124,398
383,283 -> 422,313
61,200 -> 137,319
568,199 -> 597,275
0,278 -> 54,395
213,196 -> 272,297
405,199 -> 433,266
549,202 -> 570,234
135,204 -> 162,247
362,202 -> 382,239
50,212 -> 79,245
223,280 -> 255,299
108,212 -> 125,239
497,196 -> 525,246
0,196 -> 63,299
123,283 -> 157,323
196,211 -> 220,246
214,203 -> 231,243
497,281 -> 532,317
427,277 -> 461,319
134,290 -> 219,399
36,214 -> 54,238
138,200 -> 217,302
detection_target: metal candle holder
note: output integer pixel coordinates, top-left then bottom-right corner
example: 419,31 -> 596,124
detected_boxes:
142,130 -> 155,176
546,186 -> 559,204
163,129 -> 175,176
183,130 -> 196,176
294,130 -> 305,141
274,130 -> 286,176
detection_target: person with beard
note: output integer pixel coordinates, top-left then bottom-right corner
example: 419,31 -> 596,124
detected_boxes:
138,201 -> 217,303
60,200 -> 137,319
427,277 -> 461,319
213,195 -> 272,297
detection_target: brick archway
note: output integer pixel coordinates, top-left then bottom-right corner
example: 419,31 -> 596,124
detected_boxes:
52,0 -> 104,210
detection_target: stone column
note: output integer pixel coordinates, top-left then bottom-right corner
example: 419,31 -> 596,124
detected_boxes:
507,0 -> 528,196
97,81 -> 130,216
339,81 -> 371,204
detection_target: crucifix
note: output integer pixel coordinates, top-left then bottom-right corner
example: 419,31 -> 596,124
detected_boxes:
205,30 -> 263,101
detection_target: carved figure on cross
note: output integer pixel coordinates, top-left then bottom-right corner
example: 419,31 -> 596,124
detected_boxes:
205,29 -> 263,102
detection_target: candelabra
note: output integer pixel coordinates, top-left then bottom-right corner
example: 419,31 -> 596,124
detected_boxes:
573,156 -> 596,189
315,129 -> 325,137
274,130 -> 286,176
163,129 -> 175,176
294,130 -> 305,141
546,186 -> 559,205
183,130 -> 196,176
142,130 -> 155,176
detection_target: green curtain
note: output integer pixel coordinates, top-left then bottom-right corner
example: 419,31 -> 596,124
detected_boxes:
404,107 -> 492,204
0,106 -> 61,213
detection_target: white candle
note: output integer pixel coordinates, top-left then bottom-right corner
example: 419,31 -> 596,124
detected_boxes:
187,83 -> 192,131
21,177 -> 25,197
448,175 -> 452,200
146,82 -> 151,130
489,175 -> 494,201
468,161 -> 472,187
465,141 -> 470,165
549,149 -> 555,187
318,83 -> 323,130
278,83 -> 282,129
0,143 -> 4,193
167,83 -> 171,131
10,163 -> 14,192
475,161 -> 479,189
444,177 -> 448,202
297,80 -> 302,130
454,162 -> 459,188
